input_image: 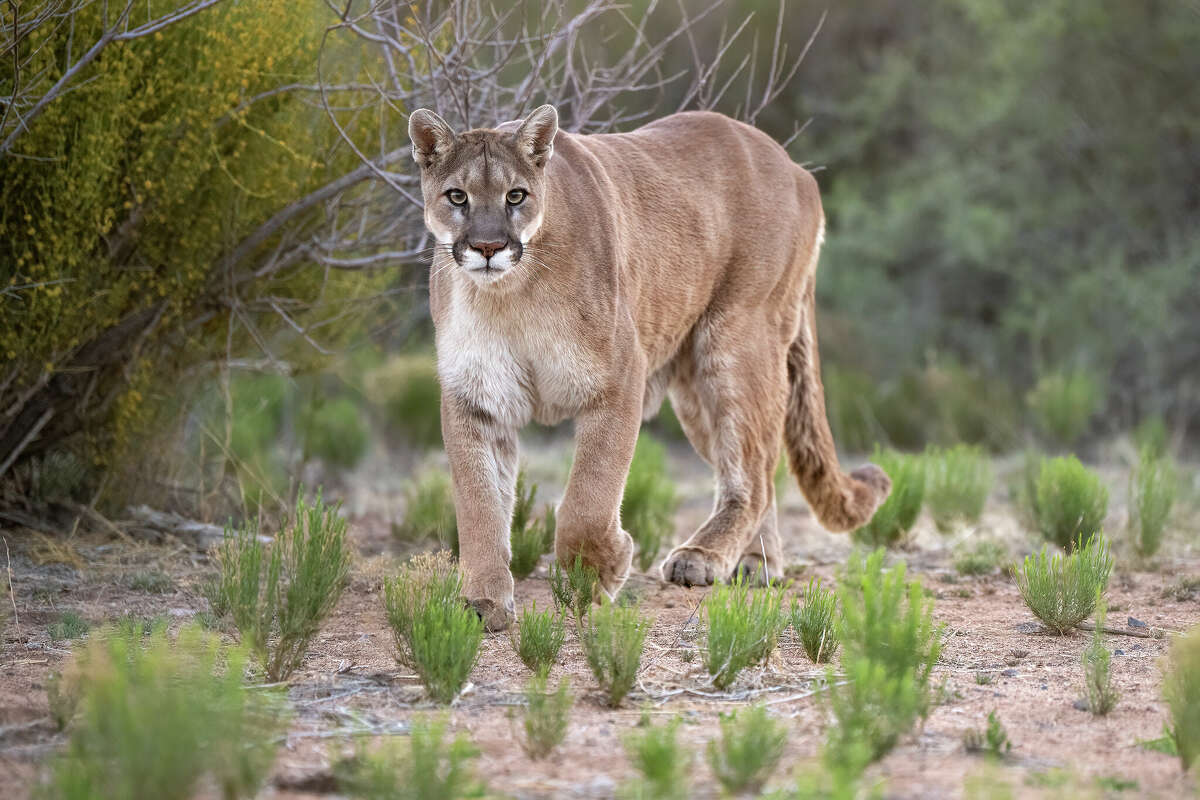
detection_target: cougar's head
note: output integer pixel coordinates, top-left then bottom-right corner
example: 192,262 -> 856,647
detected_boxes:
409,105 -> 558,286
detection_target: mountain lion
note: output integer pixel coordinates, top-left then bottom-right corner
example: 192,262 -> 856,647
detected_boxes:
408,105 -> 890,630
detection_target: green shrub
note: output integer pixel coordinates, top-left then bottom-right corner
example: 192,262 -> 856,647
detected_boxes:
210,491 -> 352,680
1027,370 -> 1101,448
827,549 -> 943,769
1129,449 -> 1177,558
853,448 -> 925,548
49,611 -> 90,641
706,705 -> 788,796
954,539 -> 1008,576
517,671 -> 573,760
509,470 -> 556,579
364,355 -> 443,450
1013,449 -> 1045,529
791,578 -> 839,663
112,614 -> 168,639
621,715 -> 689,800
395,469 -> 458,555
549,555 -> 599,622
334,716 -> 485,800
963,711 -> 1011,759
298,394 -> 369,469
383,552 -> 482,703
1134,415 -> 1170,460
1034,456 -> 1109,550
1082,598 -> 1118,715
580,599 -> 651,707
621,435 -> 679,571
701,575 -> 788,689
40,625 -> 285,800
1162,625 -> 1200,771
126,570 -> 174,594
1013,532 -> 1112,635
512,603 -> 566,675
924,444 -> 992,532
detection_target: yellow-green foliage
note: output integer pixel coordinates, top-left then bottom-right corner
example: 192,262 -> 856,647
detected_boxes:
1,1 -> 383,468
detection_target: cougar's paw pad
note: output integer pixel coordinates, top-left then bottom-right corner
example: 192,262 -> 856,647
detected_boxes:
467,596 -> 516,632
661,547 -> 723,587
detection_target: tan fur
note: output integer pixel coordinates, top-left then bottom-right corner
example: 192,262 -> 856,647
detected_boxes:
409,106 -> 890,630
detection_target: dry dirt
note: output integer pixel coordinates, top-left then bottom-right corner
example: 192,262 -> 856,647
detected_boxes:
2,443 -> 1199,799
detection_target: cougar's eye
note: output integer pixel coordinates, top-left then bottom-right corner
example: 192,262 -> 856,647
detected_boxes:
506,188 -> 527,206
446,189 -> 467,206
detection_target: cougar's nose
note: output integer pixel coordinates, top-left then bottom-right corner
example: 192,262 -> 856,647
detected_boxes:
469,239 -> 508,259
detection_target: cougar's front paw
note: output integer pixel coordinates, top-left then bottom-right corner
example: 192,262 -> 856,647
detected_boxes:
661,546 -> 730,587
467,595 -> 516,632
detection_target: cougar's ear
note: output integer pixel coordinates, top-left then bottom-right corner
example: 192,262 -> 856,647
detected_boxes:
408,109 -> 455,169
516,104 -> 558,168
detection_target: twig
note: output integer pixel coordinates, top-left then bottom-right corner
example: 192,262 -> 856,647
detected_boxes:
3,536 -> 19,638
1074,621 -> 1163,640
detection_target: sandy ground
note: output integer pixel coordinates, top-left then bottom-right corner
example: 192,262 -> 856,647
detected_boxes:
2,440 -> 1199,799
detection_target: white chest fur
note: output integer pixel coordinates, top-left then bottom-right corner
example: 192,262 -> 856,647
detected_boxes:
436,286 -> 601,428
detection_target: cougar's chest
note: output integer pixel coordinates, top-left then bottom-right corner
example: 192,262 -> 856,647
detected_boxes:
436,294 -> 600,428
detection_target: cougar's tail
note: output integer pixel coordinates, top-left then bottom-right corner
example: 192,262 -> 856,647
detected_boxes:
783,248 -> 892,532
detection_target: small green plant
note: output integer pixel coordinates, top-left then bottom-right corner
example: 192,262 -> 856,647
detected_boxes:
702,575 -> 787,689
210,491 -> 352,681
853,448 -> 925,548
1034,455 -> 1109,550
954,539 -> 1007,576
334,716 -> 485,800
1129,448 -> 1177,558
963,711 -> 1011,759
383,553 -> 482,704
621,435 -> 679,571
549,555 -> 599,622
580,599 -> 651,707
1081,597 -> 1118,715
298,394 -> 370,469
364,355 -> 444,450
706,705 -> 788,795
826,549 -> 944,770
1027,369 -> 1101,448
1134,415 -> 1169,460
517,671 -> 573,760
126,570 -> 174,594
924,444 -> 992,532
1162,624 -> 1200,770
1013,532 -> 1113,634
791,577 -> 839,663
509,469 -> 556,579
621,715 -> 688,800
512,603 -> 566,675
49,611 -> 90,641
41,625 -> 285,800
112,614 -> 168,638
975,672 -> 994,685
1138,726 -> 1179,757
395,469 -> 458,555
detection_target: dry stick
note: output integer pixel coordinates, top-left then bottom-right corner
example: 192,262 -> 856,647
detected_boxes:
1074,621 -> 1163,640
3,536 -> 18,638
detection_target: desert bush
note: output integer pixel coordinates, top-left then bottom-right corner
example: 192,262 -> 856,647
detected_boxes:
517,671 -> 573,760
853,448 -> 925,548
963,711 -> 1011,759
791,578 -> 840,663
549,555 -> 599,622
1034,456 -> 1109,550
112,614 -> 168,639
364,355 -> 443,450
395,469 -> 458,555
510,470 -> 556,579
1129,448 -> 1177,558
334,716 -> 485,800
621,716 -> 689,800
1013,532 -> 1113,634
701,575 -> 788,689
512,603 -> 566,675
40,625 -> 285,800
210,491 -> 352,680
49,611 -> 89,642
1082,598 -> 1119,715
621,435 -> 679,571
954,539 -> 1008,576
1134,415 -> 1170,460
826,549 -> 943,768
924,445 -> 992,532
1027,370 -> 1101,448
126,570 -> 174,594
580,599 -> 650,707
298,394 -> 370,470
706,705 -> 788,796
383,552 -> 461,668
1162,625 -> 1200,771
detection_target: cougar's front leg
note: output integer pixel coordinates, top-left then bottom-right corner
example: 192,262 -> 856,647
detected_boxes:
442,396 -> 519,631
555,379 -> 643,601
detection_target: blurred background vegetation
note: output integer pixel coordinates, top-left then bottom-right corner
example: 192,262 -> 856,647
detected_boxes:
2,0 -> 1196,524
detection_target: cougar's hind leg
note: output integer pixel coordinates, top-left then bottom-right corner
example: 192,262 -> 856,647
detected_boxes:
661,315 -> 789,587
